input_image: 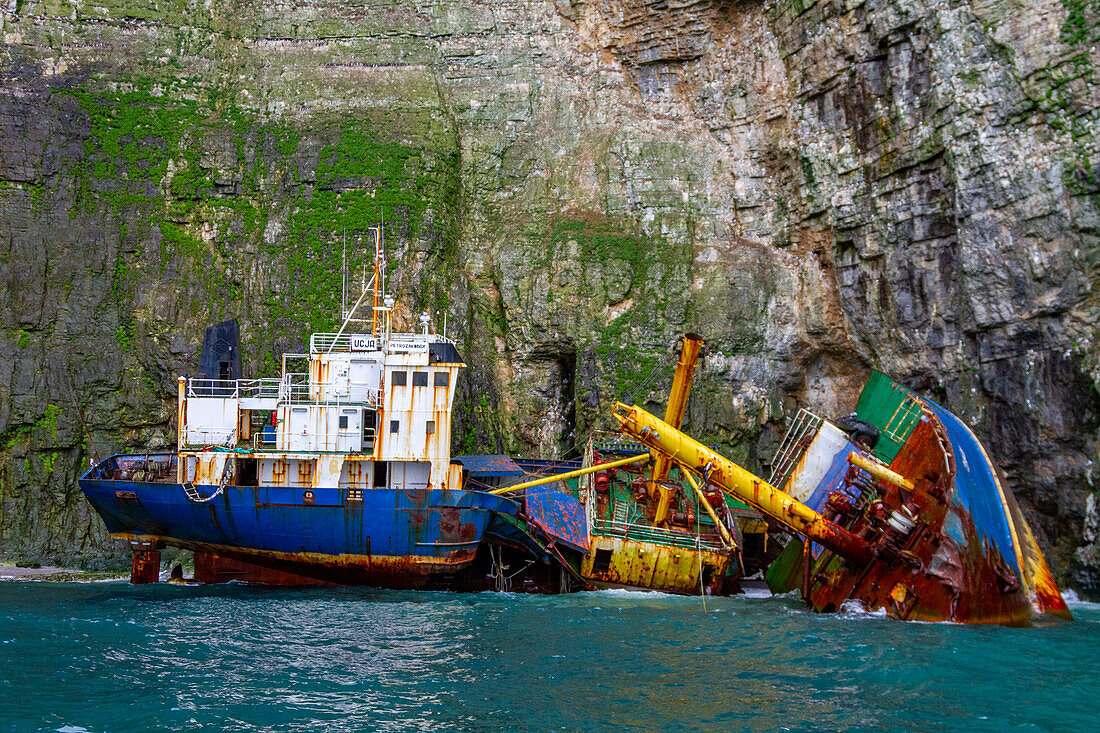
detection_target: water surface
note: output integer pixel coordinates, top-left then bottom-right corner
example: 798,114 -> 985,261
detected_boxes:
1,582 -> 1095,732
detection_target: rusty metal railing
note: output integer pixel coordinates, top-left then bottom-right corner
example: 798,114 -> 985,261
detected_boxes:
277,373 -> 382,407
99,453 -> 178,482
883,396 -> 923,444
590,518 -> 727,553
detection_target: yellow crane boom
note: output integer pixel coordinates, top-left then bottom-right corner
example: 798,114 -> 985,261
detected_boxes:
612,402 -> 874,566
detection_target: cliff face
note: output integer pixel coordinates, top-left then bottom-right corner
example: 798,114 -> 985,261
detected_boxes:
1,0 -> 1097,590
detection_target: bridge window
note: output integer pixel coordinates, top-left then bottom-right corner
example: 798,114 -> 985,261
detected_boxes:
391,370 -> 407,386
413,371 -> 428,387
390,420 -> 400,433
434,372 -> 449,387
426,420 -> 435,435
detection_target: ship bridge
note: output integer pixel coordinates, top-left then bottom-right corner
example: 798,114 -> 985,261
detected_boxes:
176,328 -> 466,494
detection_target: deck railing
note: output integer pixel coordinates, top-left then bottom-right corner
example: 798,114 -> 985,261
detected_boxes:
252,427 -> 376,452
310,333 -> 381,353
185,376 -> 381,407
186,378 -> 282,399
590,518 -> 728,553
767,408 -> 824,490
95,453 -> 178,483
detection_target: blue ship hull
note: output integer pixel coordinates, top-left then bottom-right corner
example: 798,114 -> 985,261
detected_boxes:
79,463 -> 521,587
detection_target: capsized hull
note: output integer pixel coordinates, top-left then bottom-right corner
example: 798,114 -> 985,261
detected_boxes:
766,373 -> 1071,624
79,473 -> 519,588
614,391 -> 1073,625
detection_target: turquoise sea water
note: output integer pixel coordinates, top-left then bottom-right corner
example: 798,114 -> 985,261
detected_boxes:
0,582 -> 1096,732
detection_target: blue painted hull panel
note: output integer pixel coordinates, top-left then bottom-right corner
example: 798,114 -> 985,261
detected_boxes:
925,399 -> 1021,578
79,477 -> 520,581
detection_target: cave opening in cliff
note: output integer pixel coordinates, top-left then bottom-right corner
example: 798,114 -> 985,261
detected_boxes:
557,353 -> 578,458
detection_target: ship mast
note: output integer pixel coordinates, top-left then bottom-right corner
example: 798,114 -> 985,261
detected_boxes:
327,221 -> 390,354
371,225 -> 382,337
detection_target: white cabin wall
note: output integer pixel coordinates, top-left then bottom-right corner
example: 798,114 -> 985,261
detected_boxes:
258,458 -> 315,487
783,423 -> 855,503
314,455 -> 344,489
379,353 -> 460,487
184,397 -> 239,446
388,461 -> 431,490
348,358 -> 382,403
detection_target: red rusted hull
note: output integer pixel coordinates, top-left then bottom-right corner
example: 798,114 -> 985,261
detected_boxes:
786,382 -> 1072,625
188,545 -> 569,593
618,371 -> 1073,625
798,418 -> 1034,624
166,541 -> 479,589
130,544 -> 161,584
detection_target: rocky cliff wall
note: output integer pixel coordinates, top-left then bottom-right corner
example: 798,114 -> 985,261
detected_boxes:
1,0 -> 1097,592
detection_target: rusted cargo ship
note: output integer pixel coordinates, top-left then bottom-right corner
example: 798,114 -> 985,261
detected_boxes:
77,231 -> 1075,621
78,234 -> 588,588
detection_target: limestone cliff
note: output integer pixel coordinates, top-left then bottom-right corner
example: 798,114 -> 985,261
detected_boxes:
1,0 -> 1097,593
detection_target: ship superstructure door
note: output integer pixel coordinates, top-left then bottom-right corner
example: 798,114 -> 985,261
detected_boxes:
310,354 -> 351,401
280,404 -> 366,452
348,358 -> 381,405
337,408 -> 363,453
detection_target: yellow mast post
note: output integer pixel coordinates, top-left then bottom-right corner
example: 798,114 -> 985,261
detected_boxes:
846,453 -> 914,491
613,402 -> 874,566
651,334 -> 705,524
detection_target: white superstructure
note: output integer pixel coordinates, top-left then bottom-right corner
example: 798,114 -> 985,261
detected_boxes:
175,229 -> 466,495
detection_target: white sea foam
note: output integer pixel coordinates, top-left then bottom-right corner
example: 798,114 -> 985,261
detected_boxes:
592,588 -> 676,598
1061,589 -> 1100,609
839,599 -> 877,616
737,586 -> 774,599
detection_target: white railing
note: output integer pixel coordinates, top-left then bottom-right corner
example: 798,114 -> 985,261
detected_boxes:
310,331 -> 461,354
318,382 -> 383,407
252,427 -> 377,452
275,428 -> 372,453
185,376 -> 381,408
310,333 -> 384,353
768,408 -> 824,490
187,378 -> 281,399
183,428 -> 237,447
278,372 -> 382,407
279,373 -> 310,403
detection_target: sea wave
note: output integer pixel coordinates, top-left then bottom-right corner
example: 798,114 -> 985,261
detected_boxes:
1060,589 -> 1100,609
